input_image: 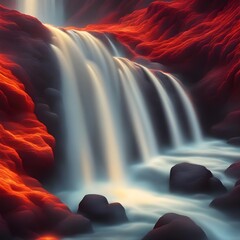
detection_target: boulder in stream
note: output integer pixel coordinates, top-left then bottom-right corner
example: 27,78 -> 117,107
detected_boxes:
142,213 -> 208,240
210,185 -> 240,217
77,194 -> 128,224
225,161 -> 240,179
170,163 -> 226,194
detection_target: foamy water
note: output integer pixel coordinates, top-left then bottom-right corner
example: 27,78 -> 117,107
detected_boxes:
57,140 -> 240,240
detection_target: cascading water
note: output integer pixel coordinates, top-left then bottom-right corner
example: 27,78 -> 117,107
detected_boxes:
12,4 -> 240,240
16,0 -> 64,25
47,29 -> 240,240
165,73 -> 202,142
115,57 -> 158,161
48,27 -> 202,186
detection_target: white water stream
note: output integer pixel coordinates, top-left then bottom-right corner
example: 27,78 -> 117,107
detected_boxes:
59,140 -> 240,240
12,3 -> 240,240
49,27 -> 202,186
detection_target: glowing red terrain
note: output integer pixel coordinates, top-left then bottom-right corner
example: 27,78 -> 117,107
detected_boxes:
0,55 -> 93,239
84,0 -> 240,136
0,6 -> 91,239
0,57 -> 63,237
0,0 -> 239,238
67,0 -> 155,26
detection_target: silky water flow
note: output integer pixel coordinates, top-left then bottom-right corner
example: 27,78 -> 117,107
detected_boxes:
14,3 -> 240,240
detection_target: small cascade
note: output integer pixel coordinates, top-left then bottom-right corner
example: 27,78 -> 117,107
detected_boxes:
104,35 -> 121,57
115,58 -> 158,161
49,27 -> 126,186
48,26 -> 95,186
139,65 -> 184,147
165,73 -> 202,142
47,26 -> 202,186
16,0 -> 64,25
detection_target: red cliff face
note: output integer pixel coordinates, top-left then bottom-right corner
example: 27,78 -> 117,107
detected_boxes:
84,0 -> 240,136
0,6 -> 91,239
0,56 -> 68,239
0,57 -> 55,177
0,0 -> 239,238
67,0 -> 155,26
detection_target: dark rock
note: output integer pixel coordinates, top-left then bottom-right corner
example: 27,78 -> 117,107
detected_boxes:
170,163 -> 226,194
35,103 -> 59,135
225,161 -> 240,179
77,194 -> 128,224
0,216 -> 11,240
236,179 -> 240,186
142,213 -> 208,240
108,203 -> 128,223
208,177 -> 226,192
78,195 -> 108,221
4,209 -> 38,236
55,214 -> 92,236
211,111 -> 240,139
227,137 -> 240,146
44,88 -> 62,111
210,185 -> 240,217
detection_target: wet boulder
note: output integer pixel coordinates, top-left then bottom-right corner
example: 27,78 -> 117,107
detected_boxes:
170,163 -> 226,194
210,185 -> 240,217
77,194 -> 128,224
225,161 -> 240,179
142,213 -> 208,240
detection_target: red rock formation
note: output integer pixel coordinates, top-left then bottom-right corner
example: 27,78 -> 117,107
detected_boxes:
67,0 -> 155,26
0,6 -> 91,239
83,0 -> 240,136
0,0 -> 239,238
0,56 -> 93,239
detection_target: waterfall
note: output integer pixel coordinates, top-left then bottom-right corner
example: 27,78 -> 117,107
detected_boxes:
9,4 -> 240,240
48,26 -> 95,186
164,73 -> 202,142
16,0 -> 64,25
49,27 -> 126,186
115,58 -> 158,161
47,26 -> 202,186
138,65 -> 184,147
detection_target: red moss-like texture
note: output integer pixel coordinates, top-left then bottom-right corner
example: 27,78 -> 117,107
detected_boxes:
0,57 -> 87,239
67,0 -> 155,26
84,0 -> 240,136
0,0 -> 239,237
0,57 -> 54,177
0,6 -> 91,239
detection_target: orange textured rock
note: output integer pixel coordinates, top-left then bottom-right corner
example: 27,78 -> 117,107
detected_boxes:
0,7 -> 93,236
0,55 -> 92,239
